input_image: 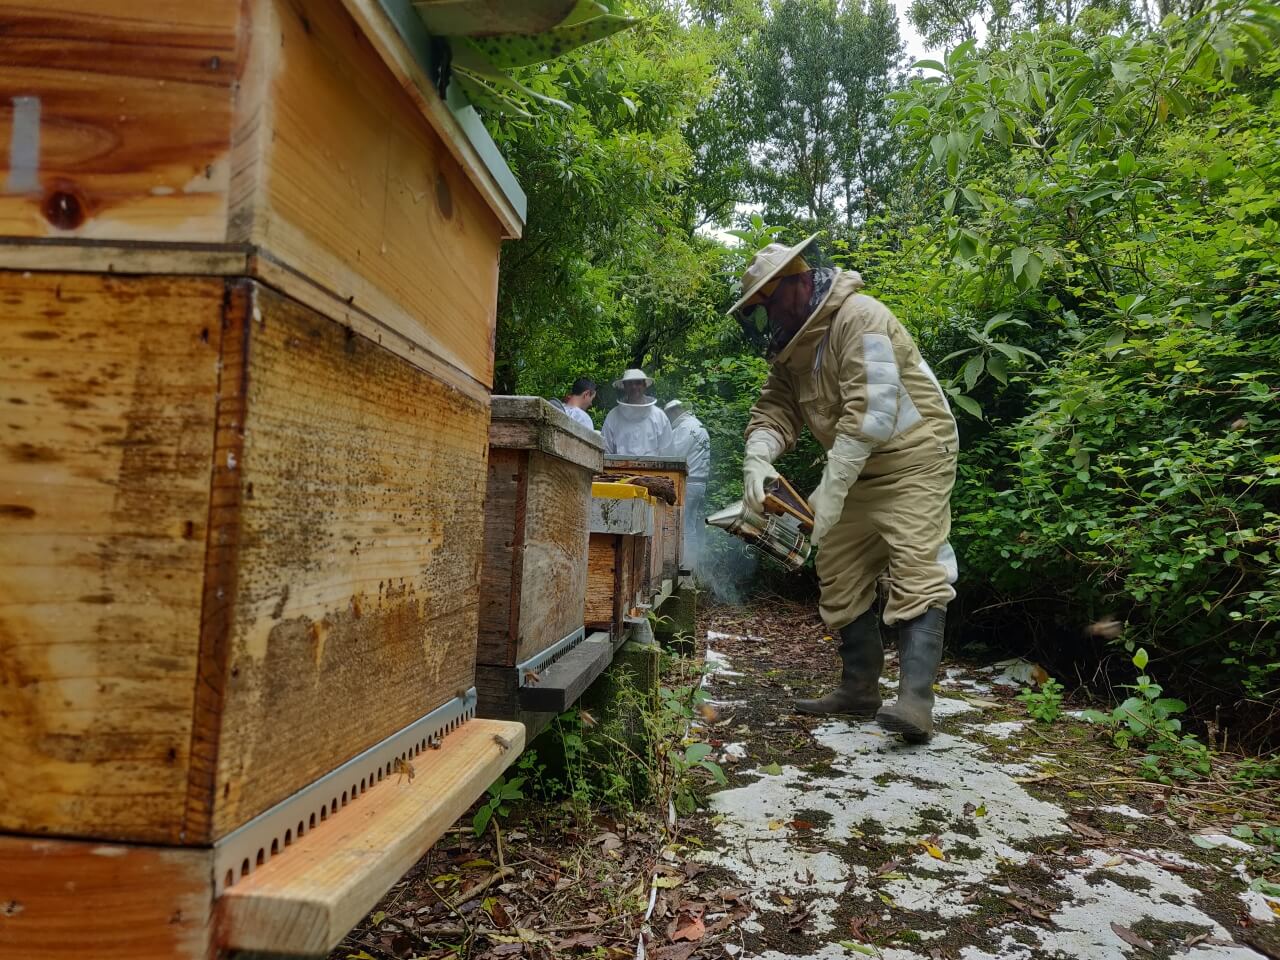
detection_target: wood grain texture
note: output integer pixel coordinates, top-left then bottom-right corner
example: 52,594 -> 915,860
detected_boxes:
334,0 -> 524,240
514,452 -> 591,663
0,835 -> 215,960
0,271 -> 225,843
585,533 -> 621,634
476,447 -> 525,666
199,282 -> 487,840
235,0 -> 504,386
0,0 -> 239,241
218,718 -> 525,955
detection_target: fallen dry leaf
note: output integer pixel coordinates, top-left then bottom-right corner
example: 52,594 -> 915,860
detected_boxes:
1110,922 -> 1155,953
919,840 -> 946,861
1068,820 -> 1107,841
791,819 -> 815,831
670,915 -> 705,943
653,944 -> 697,960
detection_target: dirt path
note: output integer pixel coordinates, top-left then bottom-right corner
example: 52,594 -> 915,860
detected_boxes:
691,602 -> 1278,960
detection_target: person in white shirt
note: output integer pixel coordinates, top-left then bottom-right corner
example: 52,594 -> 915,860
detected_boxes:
561,377 -> 597,432
601,369 -> 673,456
665,399 -> 711,576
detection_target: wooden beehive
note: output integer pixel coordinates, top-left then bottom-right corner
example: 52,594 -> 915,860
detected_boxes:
476,397 -> 605,727
585,483 -> 655,640
604,455 -> 688,585
0,0 -> 527,955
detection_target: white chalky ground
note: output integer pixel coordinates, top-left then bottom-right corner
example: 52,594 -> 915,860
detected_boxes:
696,634 -> 1274,959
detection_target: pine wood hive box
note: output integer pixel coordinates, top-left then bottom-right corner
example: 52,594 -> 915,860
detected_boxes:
604,455 -> 688,585
475,397 -> 604,723
0,0 -> 528,956
584,483 -> 655,641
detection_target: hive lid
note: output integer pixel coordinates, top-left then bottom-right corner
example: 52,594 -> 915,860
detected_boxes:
603,454 -> 689,473
489,396 -> 605,469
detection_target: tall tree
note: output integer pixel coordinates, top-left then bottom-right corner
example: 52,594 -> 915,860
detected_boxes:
743,0 -> 907,232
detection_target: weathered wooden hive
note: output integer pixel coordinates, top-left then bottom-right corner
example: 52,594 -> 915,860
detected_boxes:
476,397 -> 610,736
585,482 -> 655,640
604,455 -> 689,594
0,0 -> 528,956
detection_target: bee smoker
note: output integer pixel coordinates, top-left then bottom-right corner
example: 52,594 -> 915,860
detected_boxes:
705,474 -> 815,571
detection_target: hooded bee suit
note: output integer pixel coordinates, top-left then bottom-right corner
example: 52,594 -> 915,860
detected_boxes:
733,236 -> 958,742
747,269 -> 958,628
665,400 -> 711,571
602,399 -> 673,456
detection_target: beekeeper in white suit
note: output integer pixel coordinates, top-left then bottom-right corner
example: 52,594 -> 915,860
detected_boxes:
601,369 -> 673,457
664,399 -> 710,573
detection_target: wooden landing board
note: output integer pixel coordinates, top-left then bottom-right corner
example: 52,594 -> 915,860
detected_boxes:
218,718 -> 525,955
519,635 -> 611,714
0,835 -> 215,960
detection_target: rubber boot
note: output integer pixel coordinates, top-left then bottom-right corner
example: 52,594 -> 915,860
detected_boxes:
795,609 -> 884,717
876,607 -> 945,743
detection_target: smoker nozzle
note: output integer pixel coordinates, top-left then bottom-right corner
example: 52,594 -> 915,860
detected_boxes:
706,500 -> 811,571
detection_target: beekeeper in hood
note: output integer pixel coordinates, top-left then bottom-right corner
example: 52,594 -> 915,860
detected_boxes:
730,234 -> 959,743
664,399 -> 711,574
601,369 -> 673,457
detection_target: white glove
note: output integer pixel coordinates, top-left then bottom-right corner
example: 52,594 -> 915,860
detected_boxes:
809,435 -> 873,548
742,430 -> 784,514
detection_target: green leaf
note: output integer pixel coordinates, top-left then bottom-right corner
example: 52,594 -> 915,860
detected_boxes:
685,742 -> 712,763
699,759 -> 728,785
469,15 -> 637,69
1022,252 -> 1044,289
559,0 -> 608,27
951,393 -> 983,419
761,762 -> 783,776
453,71 -> 533,118
1011,246 -> 1032,280
1117,151 -> 1135,176
987,353 -> 1009,385
963,354 -> 984,391
472,804 -> 494,837
1205,157 -> 1235,182
913,59 -> 947,73
839,942 -> 878,956
1132,648 -> 1149,671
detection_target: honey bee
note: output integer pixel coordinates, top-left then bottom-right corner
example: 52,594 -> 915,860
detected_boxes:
393,756 -> 415,784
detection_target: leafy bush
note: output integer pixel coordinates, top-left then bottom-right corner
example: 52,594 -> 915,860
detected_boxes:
877,12 -> 1280,737
1019,677 -> 1065,724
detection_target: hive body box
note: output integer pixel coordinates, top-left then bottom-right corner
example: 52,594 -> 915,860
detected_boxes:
604,455 -> 688,588
476,397 -> 604,730
0,0 -> 525,955
585,484 -> 655,641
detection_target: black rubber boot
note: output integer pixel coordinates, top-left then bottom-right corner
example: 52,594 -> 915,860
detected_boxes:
795,609 -> 884,717
876,607 -> 945,743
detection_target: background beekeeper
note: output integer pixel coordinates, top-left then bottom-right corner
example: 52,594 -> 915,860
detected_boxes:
561,377 -> 598,432
731,234 -> 959,743
664,399 -> 711,575
601,369 -> 673,457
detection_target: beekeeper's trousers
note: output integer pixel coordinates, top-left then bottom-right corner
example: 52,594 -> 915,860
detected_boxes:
815,446 -> 957,629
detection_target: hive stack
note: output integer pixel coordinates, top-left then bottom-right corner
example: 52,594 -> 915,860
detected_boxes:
0,0 -> 525,955
476,397 -> 608,738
